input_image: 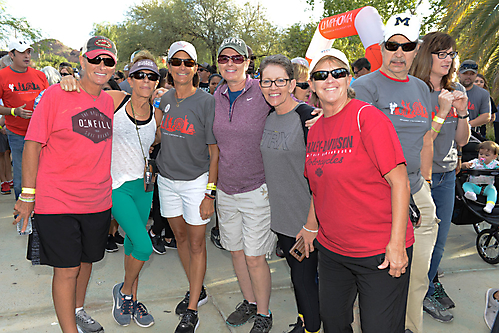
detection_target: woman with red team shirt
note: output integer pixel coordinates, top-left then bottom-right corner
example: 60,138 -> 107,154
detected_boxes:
297,48 -> 415,333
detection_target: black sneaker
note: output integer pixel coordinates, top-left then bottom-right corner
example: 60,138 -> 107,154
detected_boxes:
106,234 -> 118,253
433,281 -> 455,309
114,231 -> 125,246
226,300 -> 257,327
250,312 -> 273,333
175,309 -> 199,333
210,227 -> 224,250
175,286 -> 208,315
287,317 -> 304,333
423,295 -> 453,322
164,237 -> 177,250
150,229 -> 166,254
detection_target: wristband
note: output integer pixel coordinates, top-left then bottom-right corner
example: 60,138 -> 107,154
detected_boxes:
22,187 -> 36,194
458,113 -> 469,119
11,108 -> 16,117
0,125 -> 2,130
206,183 -> 217,190
204,193 -> 215,200
431,126 -> 440,133
302,225 -> 319,233
433,116 -> 445,124
18,195 -> 35,203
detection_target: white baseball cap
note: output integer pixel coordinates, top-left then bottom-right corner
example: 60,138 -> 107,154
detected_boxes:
168,41 -> 197,62
309,48 -> 350,73
384,13 -> 421,42
291,57 -> 310,69
8,40 -> 33,53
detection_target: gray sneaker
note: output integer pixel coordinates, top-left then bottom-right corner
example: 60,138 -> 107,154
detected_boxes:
250,312 -> 273,333
423,295 -> 453,322
75,309 -> 104,333
112,282 -> 134,326
485,288 -> 499,329
133,301 -> 155,327
226,300 -> 257,326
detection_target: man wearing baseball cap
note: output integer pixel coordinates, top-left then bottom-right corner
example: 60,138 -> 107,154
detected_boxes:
352,13 -> 442,333
458,60 -> 491,133
14,36 -> 117,333
0,40 -> 48,200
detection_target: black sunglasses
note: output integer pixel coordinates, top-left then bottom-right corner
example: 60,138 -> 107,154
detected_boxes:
311,68 -> 349,81
169,58 -> 196,67
432,51 -> 458,59
197,67 -> 207,72
130,71 -> 159,81
60,72 -> 72,77
460,63 -> 479,71
296,82 -> 309,90
384,41 -> 418,52
217,55 -> 246,64
85,55 -> 116,67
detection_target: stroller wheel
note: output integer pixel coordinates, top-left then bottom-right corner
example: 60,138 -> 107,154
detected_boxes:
474,221 -> 491,234
476,229 -> 499,264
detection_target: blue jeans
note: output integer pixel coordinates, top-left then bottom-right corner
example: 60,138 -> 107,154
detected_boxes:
6,129 -> 25,200
427,171 -> 456,296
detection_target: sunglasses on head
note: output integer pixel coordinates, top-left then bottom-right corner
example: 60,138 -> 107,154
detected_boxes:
85,55 -> 116,67
130,71 -> 159,81
384,41 -> 418,52
296,82 -> 309,90
217,54 -> 246,64
432,51 -> 458,59
169,58 -> 196,67
311,68 -> 349,81
460,63 -> 479,71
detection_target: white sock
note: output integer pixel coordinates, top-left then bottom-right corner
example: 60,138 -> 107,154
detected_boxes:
75,307 -> 83,314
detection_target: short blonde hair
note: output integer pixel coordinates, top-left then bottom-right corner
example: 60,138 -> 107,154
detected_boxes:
478,141 -> 499,155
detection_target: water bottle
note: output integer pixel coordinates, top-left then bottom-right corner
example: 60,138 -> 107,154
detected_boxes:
153,97 -> 161,108
17,217 -> 32,236
33,90 -> 46,110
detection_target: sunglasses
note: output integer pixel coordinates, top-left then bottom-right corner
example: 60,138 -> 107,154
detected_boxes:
169,58 -> 196,67
217,55 -> 246,64
260,78 -> 290,88
432,51 -> 458,59
60,72 -> 72,77
130,71 -> 159,81
85,55 -> 116,67
197,67 -> 207,72
460,63 -> 479,71
296,82 -> 309,90
311,68 -> 349,81
384,41 -> 418,52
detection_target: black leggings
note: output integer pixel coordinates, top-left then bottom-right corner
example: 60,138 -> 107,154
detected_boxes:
150,173 -> 174,238
277,233 -> 320,332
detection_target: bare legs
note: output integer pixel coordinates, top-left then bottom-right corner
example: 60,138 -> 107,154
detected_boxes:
121,255 -> 145,301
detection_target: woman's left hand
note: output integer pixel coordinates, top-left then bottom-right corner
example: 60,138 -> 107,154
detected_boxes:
378,242 -> 408,278
305,108 -> 323,128
199,197 -> 215,220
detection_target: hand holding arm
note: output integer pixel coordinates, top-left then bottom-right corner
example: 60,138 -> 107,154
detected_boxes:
305,108 -> 322,128
295,197 -> 319,258
59,75 -> 80,92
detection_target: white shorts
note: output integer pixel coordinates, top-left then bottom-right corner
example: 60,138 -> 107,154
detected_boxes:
157,172 -> 210,226
217,183 -> 275,256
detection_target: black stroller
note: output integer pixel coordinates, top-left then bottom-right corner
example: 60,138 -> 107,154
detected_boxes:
452,133 -> 499,264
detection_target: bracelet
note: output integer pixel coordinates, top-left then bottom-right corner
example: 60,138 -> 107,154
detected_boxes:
458,113 -> 469,119
433,116 -> 445,124
206,183 -> 217,190
431,126 -> 441,133
10,108 -> 16,117
204,193 -> 215,200
302,225 -> 319,233
22,187 -> 36,194
0,125 -> 2,130
18,196 -> 35,203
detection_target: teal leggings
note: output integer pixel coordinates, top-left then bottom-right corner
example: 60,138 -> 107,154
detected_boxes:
462,182 -> 497,205
112,178 -> 153,262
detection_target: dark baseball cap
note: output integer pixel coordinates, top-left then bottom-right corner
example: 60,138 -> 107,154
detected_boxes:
459,60 -> 478,74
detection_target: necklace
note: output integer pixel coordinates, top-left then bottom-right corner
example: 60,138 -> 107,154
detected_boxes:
79,83 -> 100,102
175,93 -> 187,107
130,100 -> 149,118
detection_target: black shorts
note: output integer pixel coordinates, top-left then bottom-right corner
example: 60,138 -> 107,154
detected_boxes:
0,133 -> 10,153
27,209 -> 111,268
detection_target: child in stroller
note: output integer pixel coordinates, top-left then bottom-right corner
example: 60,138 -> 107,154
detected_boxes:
462,141 -> 499,213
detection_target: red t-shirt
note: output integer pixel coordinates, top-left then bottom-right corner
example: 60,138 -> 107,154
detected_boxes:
25,85 -> 114,214
0,66 -> 49,136
305,99 -> 415,257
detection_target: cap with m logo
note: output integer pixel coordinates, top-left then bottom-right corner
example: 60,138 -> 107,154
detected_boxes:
384,13 -> 421,42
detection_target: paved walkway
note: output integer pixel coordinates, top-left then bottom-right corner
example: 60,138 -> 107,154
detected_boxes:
1,192 -> 498,332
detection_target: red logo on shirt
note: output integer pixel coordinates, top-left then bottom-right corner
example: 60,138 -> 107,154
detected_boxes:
72,108 -> 112,143
393,99 -> 428,118
468,100 -> 475,110
161,114 -> 195,135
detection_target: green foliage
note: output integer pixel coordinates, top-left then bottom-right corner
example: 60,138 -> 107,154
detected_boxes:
280,22 -> 317,59
0,0 -> 40,45
35,53 -> 75,69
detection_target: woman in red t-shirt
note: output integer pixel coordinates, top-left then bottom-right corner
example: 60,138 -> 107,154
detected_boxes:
298,48 -> 415,333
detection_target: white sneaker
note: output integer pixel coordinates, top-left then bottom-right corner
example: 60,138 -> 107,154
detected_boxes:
464,191 -> 477,201
485,288 -> 499,329
484,203 -> 495,214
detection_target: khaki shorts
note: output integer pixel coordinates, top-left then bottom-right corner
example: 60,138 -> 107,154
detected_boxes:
217,183 -> 274,256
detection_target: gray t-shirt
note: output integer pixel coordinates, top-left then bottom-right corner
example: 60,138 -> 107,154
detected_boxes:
466,84 -> 490,121
351,70 -> 431,194
432,83 -> 466,173
260,103 -> 314,238
157,88 -> 216,180
119,80 -> 132,94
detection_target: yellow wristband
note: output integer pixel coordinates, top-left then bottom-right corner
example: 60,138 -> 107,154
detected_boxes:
433,116 -> 445,124
21,187 -> 36,194
431,126 -> 441,133
206,183 -> 217,190
0,125 -> 2,130
10,108 -> 16,117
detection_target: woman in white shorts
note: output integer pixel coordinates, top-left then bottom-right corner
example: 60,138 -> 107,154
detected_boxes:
155,41 -> 218,333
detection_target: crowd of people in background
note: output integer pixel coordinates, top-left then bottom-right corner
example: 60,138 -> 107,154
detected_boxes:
2,9 -> 499,333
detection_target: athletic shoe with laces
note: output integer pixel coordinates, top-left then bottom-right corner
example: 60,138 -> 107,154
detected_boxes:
8,180 -> 13,188
423,295 -> 453,322
175,286 -> 208,315
226,299 -> 257,326
150,229 -> 166,254
1,182 -> 11,195
105,234 -> 118,253
485,288 -> 499,329
165,237 -> 177,249
287,316 -> 304,333
175,309 -> 199,333
250,312 -> 273,333
433,281 -> 455,309
133,301 -> 155,327
75,309 -> 104,333
112,282 -> 134,326
113,231 -> 125,246
210,227 -> 224,250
